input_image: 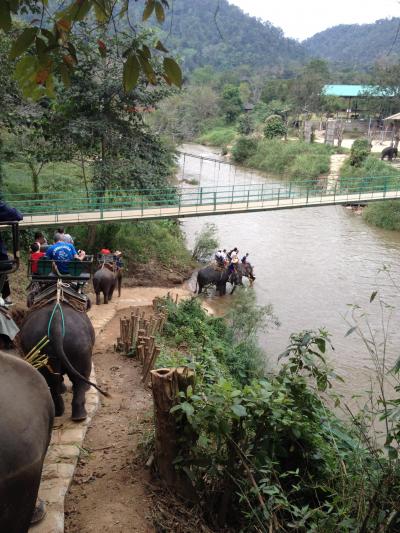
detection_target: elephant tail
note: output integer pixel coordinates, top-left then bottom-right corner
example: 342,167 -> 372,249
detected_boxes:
49,306 -> 110,397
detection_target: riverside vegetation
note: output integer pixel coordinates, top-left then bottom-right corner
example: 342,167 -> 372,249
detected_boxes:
154,291 -> 400,532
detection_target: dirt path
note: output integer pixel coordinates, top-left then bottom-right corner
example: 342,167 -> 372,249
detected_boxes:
64,308 -> 155,533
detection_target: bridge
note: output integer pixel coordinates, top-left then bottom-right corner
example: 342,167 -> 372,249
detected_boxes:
5,174 -> 400,228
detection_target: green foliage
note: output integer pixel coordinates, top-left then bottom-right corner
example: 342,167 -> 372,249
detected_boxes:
236,114 -> 254,135
220,84 -> 243,124
197,126 -> 237,147
349,139 -> 371,167
304,18 -> 400,67
191,223 -> 219,262
232,138 -> 331,183
263,115 -> 287,140
231,136 -> 258,163
2,0 -> 181,98
363,201 -> 400,231
157,0 -> 306,73
73,220 -> 192,268
339,156 -> 400,194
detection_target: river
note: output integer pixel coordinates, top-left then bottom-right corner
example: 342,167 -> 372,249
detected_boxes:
179,143 -> 400,399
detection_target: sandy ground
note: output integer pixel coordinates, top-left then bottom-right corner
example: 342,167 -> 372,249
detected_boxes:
64,308 -> 155,533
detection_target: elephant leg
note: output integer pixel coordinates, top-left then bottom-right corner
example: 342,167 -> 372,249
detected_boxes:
46,371 -> 64,416
71,380 -> 89,421
96,292 -> 100,305
103,291 -> 108,304
52,391 -> 65,417
198,283 -> 203,294
108,286 -> 115,302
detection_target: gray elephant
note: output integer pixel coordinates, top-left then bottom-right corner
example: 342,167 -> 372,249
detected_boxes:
18,302 -> 107,421
0,350 -> 54,533
196,265 -> 241,296
93,264 -> 122,305
381,146 -> 398,161
238,262 -> 256,285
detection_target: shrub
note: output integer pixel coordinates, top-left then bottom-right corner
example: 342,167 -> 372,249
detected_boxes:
231,137 -> 258,163
363,201 -> 400,231
198,126 -> 237,147
263,115 -> 287,139
191,223 -> 219,262
349,138 -> 371,167
237,114 -> 254,135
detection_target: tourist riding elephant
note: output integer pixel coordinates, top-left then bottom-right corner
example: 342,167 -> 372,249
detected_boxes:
18,302 -> 107,421
0,350 -> 54,533
196,266 -> 241,296
381,146 -> 398,161
93,264 -> 121,305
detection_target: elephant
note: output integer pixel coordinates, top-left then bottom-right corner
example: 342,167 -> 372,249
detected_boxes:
18,302 -> 107,421
381,146 -> 398,161
238,262 -> 256,286
196,265 -> 242,296
0,349 -> 54,533
93,264 -> 122,305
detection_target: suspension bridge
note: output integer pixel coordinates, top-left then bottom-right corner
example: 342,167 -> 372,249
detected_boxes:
5,173 -> 400,228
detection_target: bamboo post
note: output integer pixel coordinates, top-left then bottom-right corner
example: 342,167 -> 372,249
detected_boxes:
150,368 -> 179,488
142,347 -> 160,384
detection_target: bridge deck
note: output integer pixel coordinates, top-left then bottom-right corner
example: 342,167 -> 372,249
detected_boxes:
18,189 -> 400,227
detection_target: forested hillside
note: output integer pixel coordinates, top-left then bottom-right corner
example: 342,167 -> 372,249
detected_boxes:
303,18 -> 400,67
151,0 -> 306,73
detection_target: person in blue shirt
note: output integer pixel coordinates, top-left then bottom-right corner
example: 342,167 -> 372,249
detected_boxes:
46,233 -> 85,274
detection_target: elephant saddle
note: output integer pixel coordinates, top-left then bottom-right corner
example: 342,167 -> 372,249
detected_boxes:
31,283 -> 88,313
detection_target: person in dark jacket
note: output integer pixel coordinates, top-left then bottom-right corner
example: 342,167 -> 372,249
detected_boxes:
0,199 -> 23,304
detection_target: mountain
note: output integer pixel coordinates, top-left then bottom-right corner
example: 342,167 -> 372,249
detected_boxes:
303,18 -> 400,67
156,0 -> 306,73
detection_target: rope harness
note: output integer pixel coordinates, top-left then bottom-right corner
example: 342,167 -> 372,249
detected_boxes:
47,280 -> 67,338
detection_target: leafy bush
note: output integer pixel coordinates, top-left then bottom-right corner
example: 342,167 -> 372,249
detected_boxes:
349,138 -> 371,167
191,223 -> 219,262
198,126 -> 237,147
263,115 -> 287,139
231,137 -> 258,163
245,139 -> 331,183
237,114 -> 254,135
363,200 -> 400,230
339,155 -> 400,193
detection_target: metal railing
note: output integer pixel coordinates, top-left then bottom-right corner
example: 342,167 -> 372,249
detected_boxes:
4,175 -> 400,224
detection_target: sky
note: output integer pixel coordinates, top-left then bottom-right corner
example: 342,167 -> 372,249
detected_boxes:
228,0 -> 400,41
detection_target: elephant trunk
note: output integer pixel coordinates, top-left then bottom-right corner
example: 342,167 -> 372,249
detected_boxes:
49,308 -> 110,397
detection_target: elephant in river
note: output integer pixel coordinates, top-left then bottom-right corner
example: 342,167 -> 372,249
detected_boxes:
18,303 -> 107,421
93,264 -> 122,305
0,350 -> 54,533
381,146 -> 398,161
196,265 -> 242,296
238,262 -> 256,285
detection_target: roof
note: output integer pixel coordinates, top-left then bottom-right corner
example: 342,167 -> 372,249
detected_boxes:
384,112 -> 400,121
323,85 -> 385,97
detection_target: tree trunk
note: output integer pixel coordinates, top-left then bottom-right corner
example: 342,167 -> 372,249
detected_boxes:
151,366 -> 197,498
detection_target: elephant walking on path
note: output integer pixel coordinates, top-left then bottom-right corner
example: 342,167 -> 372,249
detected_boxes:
0,350 -> 54,533
18,301 -> 107,421
93,262 -> 122,305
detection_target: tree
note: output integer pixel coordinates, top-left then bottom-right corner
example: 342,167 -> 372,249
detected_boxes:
221,84 -> 243,124
0,0 -> 182,99
50,33 -> 175,194
263,115 -> 287,139
289,59 -> 330,115
237,114 -> 254,135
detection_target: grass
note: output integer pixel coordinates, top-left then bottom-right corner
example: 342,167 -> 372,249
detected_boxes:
339,155 -> 400,192
197,126 -> 237,147
363,200 -> 400,230
244,138 -> 332,183
3,160 -> 90,194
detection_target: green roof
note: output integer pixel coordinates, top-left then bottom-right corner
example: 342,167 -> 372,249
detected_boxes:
323,85 -> 377,97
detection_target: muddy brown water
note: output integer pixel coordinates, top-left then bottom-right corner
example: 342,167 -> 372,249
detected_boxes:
179,144 -> 400,401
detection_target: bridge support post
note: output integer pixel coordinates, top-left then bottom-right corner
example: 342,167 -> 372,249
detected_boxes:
261,183 -> 264,203
213,191 -> 217,211
277,188 -> 280,206
247,189 -> 250,208
288,183 -> 291,200
199,187 -> 203,206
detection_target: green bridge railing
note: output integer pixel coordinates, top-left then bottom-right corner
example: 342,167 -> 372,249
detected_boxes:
4,175 -> 400,218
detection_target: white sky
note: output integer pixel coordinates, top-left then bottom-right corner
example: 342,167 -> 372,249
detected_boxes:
228,0 -> 400,41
